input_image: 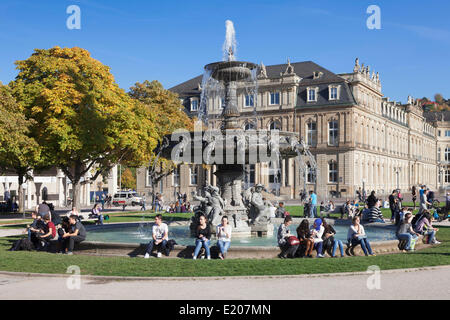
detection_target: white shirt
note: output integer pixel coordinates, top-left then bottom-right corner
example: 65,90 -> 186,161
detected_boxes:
310,225 -> 324,243
216,224 -> 232,242
152,223 -> 168,240
347,224 -> 366,240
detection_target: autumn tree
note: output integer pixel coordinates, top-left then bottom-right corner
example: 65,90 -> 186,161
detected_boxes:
128,80 -> 193,208
121,167 -> 136,190
10,47 -> 158,210
0,83 -> 41,213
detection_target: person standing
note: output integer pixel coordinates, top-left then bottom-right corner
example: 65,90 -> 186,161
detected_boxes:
411,186 -> 417,210
309,191 -> 317,218
388,190 -> 399,223
144,214 -> 169,258
419,189 -> 431,215
216,216 -> 232,259
141,195 -> 146,211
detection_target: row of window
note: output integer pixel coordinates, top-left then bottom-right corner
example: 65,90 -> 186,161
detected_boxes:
437,130 -> 450,137
188,85 -> 341,111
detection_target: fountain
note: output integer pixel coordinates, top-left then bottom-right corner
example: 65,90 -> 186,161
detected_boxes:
159,20 -> 307,237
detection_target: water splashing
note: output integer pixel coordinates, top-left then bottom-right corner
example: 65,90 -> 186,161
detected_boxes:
223,20 -> 237,61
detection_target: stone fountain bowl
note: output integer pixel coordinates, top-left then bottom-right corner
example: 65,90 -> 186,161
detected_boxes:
159,129 -> 299,165
205,61 -> 258,82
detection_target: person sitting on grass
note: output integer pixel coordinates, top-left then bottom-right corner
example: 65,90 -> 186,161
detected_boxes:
36,214 -> 56,251
277,215 -> 298,259
193,215 -> 211,260
216,216 -> 232,260
347,216 -> 376,256
322,219 -> 344,258
60,215 -> 87,255
144,214 -> 169,258
296,219 -> 314,258
309,218 -> 325,258
397,212 -> 420,252
414,211 -> 441,245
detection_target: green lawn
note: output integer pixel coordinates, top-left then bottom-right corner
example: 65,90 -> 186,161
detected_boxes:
0,226 -> 448,277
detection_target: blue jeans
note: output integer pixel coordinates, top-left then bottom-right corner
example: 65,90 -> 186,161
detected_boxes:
194,239 -> 211,258
351,237 -> 373,255
217,240 -> 231,255
145,239 -> 168,255
98,214 -> 104,225
309,205 -> 317,218
424,229 -> 436,244
398,233 -> 418,250
314,241 -> 323,255
332,239 -> 344,257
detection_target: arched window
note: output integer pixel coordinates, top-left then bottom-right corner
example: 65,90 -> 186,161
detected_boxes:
244,122 -> 256,130
269,120 -> 281,131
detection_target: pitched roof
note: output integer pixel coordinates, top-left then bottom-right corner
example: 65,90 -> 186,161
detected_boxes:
423,111 -> 450,122
169,60 -> 356,108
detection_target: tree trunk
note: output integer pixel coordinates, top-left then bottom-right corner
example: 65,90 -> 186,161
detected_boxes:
18,174 -> 24,216
71,162 -> 82,212
72,180 -> 81,212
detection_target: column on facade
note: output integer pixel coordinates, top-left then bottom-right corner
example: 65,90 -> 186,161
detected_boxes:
56,169 -> 65,208
108,165 -> 118,197
281,158 -> 286,187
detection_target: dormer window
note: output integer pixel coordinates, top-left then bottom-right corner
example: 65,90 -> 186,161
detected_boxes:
329,85 -> 340,100
307,87 -> 318,102
190,98 -> 199,111
270,92 -> 280,105
313,71 -> 323,79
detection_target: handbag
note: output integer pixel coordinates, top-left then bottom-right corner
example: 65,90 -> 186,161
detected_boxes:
287,236 -> 300,246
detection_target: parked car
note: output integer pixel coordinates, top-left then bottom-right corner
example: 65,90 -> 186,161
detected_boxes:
112,191 -> 142,207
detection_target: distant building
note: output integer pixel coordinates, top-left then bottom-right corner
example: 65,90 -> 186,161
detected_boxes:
136,58 -> 448,202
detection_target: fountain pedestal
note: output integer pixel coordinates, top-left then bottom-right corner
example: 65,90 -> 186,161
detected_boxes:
214,164 -> 252,237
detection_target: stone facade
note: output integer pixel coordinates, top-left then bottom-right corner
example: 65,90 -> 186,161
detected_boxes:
136,59 -> 446,202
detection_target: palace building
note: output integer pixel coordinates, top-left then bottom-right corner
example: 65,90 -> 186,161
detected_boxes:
136,58 -> 448,202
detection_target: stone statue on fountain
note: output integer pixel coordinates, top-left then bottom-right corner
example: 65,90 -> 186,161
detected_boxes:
247,184 -> 271,225
192,185 -> 225,228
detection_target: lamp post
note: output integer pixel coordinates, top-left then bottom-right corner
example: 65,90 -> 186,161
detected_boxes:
362,178 -> 366,202
394,167 -> 401,191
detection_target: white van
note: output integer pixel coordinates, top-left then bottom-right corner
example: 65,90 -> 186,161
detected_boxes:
112,191 -> 142,207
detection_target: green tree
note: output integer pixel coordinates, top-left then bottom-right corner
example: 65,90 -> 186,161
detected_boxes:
0,83 -> 41,213
10,47 -> 158,210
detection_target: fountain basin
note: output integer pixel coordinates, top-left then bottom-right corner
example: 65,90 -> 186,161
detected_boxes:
205,61 -> 258,82
76,221 -> 428,259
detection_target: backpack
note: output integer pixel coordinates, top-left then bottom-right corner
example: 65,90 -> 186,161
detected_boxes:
9,238 -> 35,251
411,212 -> 424,229
287,236 -> 300,246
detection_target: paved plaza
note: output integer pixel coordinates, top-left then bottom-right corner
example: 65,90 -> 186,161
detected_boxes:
0,266 -> 449,300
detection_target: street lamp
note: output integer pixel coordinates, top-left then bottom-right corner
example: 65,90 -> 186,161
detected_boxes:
394,167 -> 401,190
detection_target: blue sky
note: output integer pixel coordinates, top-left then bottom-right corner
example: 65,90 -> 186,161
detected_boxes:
0,0 -> 449,102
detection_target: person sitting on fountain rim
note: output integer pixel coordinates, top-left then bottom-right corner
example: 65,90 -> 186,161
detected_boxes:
310,218 -> 325,258
396,212 -> 420,252
296,219 -> 314,258
216,216 -> 232,260
61,215 -> 87,255
347,216 -> 376,256
193,215 -> 211,260
36,214 -> 56,251
277,215 -> 298,259
144,214 -> 169,258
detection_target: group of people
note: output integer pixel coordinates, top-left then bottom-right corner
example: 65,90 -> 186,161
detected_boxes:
277,215 -> 375,259
27,209 -> 86,255
143,214 -> 232,260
